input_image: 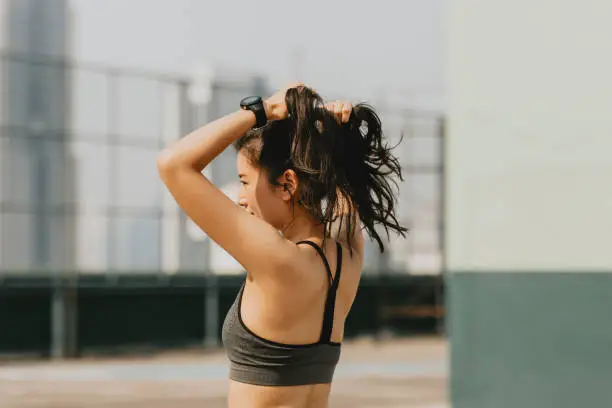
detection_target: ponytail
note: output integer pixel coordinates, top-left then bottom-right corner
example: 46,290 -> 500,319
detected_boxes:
234,86 -> 407,252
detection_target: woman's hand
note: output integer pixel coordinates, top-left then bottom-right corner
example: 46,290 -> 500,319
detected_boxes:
325,100 -> 353,123
263,84 -> 352,125
264,81 -> 304,121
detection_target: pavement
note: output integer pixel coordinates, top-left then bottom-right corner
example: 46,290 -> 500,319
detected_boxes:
0,337 -> 449,408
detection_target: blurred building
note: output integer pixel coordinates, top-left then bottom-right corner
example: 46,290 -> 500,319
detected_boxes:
0,1 -> 444,277
0,0 -> 75,272
0,0 -> 264,275
0,2 -> 263,276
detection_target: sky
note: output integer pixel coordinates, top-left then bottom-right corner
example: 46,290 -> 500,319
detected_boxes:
70,0 -> 448,111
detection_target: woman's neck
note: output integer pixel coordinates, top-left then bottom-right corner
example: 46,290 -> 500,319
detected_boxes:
280,209 -> 325,243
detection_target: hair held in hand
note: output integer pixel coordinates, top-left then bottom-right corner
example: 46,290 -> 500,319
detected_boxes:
234,86 -> 408,252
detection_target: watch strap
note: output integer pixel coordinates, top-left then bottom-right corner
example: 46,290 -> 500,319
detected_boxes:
251,103 -> 267,128
240,96 -> 267,128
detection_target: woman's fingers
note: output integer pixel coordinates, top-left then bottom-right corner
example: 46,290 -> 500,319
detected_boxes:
341,103 -> 353,123
334,103 -> 343,122
325,100 -> 352,123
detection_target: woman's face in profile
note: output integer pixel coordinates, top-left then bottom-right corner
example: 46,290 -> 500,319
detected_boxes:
236,151 -> 288,229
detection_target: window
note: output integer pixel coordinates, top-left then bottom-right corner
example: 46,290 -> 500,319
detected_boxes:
2,136 -> 35,207
116,76 -> 162,142
71,69 -> 109,137
74,214 -> 108,272
109,215 -> 161,271
1,213 -> 34,271
69,141 -> 110,211
112,146 -> 160,209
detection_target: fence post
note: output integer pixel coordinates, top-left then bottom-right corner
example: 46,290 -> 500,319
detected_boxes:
51,277 -> 78,358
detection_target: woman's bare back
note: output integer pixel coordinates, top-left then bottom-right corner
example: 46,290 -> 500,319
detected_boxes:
225,240 -> 362,407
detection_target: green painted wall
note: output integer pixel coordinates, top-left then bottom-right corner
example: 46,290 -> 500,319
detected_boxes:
449,272 -> 612,408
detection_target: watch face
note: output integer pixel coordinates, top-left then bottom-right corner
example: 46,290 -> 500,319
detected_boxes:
241,96 -> 261,107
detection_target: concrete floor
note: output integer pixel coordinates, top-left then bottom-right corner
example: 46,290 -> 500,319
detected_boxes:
0,337 -> 448,408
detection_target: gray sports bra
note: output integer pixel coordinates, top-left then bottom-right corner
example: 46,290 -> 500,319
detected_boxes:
221,240 -> 343,386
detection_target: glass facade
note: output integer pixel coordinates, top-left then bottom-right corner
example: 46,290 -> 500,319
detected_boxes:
0,53 -> 444,276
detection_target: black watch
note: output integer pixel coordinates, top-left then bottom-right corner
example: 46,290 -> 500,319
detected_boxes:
240,96 -> 267,128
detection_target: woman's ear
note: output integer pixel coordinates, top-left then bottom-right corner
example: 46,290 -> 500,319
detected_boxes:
279,169 -> 298,201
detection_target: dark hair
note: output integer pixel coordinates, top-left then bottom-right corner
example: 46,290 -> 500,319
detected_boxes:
234,86 -> 407,252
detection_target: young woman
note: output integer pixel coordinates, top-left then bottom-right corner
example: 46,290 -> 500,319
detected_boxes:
157,83 -> 406,408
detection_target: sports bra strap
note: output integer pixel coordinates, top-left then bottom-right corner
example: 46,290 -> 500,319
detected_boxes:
319,242 -> 342,343
296,240 -> 333,284
295,240 -> 343,344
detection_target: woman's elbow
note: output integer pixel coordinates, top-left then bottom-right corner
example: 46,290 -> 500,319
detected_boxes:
156,149 -> 180,177
155,148 -> 178,173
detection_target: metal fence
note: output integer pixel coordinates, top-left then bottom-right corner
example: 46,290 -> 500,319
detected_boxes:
0,52 -> 445,279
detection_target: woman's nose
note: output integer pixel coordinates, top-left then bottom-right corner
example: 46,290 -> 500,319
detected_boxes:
238,197 -> 248,209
